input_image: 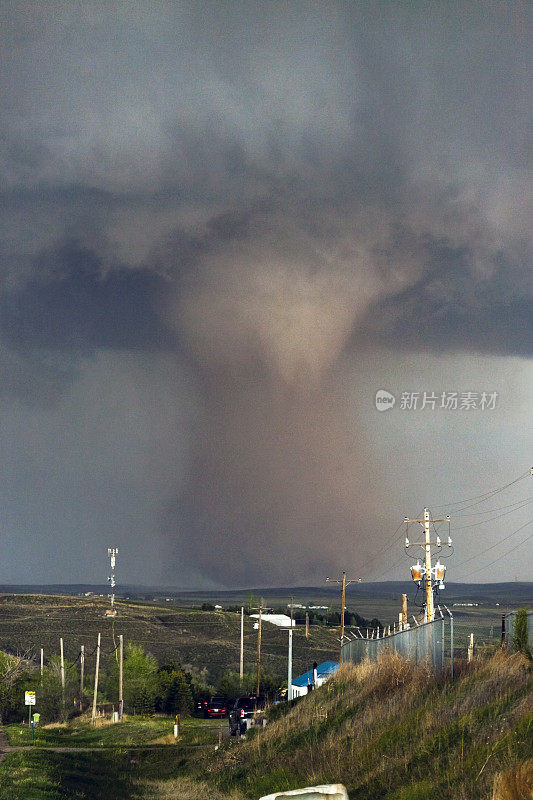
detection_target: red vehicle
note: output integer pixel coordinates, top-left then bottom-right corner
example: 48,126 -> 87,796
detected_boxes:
204,696 -> 227,718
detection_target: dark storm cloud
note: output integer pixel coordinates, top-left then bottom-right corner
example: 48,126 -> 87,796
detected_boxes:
354,231 -> 533,358
1,240 -> 173,353
0,1 -> 531,585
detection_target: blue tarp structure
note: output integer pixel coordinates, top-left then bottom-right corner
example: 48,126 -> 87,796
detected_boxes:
292,660 -> 338,688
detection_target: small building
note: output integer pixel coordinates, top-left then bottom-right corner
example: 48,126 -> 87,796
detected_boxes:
291,661 -> 338,698
250,613 -> 295,628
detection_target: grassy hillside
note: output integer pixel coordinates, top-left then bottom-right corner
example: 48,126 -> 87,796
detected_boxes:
0,650 -> 530,799
0,594 -> 340,685
200,649 -> 532,800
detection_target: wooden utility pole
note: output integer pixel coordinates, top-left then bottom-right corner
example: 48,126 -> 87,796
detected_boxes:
256,606 -> 262,696
118,635 -> 123,720
326,572 -> 357,663
250,603 -> 265,696
398,594 -> 408,631
239,607 -> 244,682
287,627 -> 293,701
423,509 -> 433,622
60,638 -> 65,710
405,509 -> 451,623
92,633 -> 101,722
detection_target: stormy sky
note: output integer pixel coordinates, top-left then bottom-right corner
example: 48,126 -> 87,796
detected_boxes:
1,1 -> 531,587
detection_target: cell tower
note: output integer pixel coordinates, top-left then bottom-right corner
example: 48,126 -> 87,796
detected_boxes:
404,509 -> 452,623
107,547 -> 118,617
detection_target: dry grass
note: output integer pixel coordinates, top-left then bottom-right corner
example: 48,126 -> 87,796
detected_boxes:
492,760 -> 533,800
207,649 -> 532,800
41,721 -> 68,729
141,776 -> 245,799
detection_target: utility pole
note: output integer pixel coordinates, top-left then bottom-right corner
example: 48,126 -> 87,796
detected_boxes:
305,612 -> 309,640
92,633 -> 101,722
40,648 -> 44,687
107,548 -> 118,614
405,509 -> 451,623
250,603 -> 265,696
256,606 -> 262,696
289,596 -> 294,628
118,635 -> 123,720
80,645 -> 85,700
326,572 -> 357,663
287,627 -> 293,701
60,638 -> 65,711
399,594 -> 408,631
239,607 -> 244,682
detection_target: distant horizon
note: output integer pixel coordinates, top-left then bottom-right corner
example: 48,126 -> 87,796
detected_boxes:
1,580 -> 531,592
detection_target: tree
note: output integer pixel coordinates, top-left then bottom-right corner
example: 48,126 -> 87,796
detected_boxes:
106,643 -> 159,714
156,662 -> 193,715
217,669 -> 279,701
0,651 -> 32,724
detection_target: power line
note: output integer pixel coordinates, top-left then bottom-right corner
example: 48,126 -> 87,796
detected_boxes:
453,497 -> 533,530
367,552 -> 408,581
452,494 -> 533,516
467,529 -> 533,577
367,521 -> 405,563
454,516 -> 533,578
433,471 -> 530,510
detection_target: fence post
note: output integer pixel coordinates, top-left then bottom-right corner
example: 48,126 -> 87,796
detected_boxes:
467,633 -> 474,663
441,616 -> 445,671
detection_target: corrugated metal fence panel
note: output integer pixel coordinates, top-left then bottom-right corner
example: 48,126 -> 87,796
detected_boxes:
341,617 -> 447,672
504,611 -> 533,648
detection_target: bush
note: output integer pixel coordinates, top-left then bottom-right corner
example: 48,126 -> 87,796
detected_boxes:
512,609 -> 531,659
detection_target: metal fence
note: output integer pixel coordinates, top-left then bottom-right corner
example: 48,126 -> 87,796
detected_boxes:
341,607 -> 453,674
503,610 -> 533,649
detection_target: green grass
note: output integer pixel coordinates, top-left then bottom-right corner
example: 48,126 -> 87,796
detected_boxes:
0,717 -> 224,800
4,715 -> 221,748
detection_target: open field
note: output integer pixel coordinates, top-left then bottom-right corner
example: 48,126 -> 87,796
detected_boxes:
4,715 -> 221,748
0,582 -> 529,668
0,593 -> 341,685
0,715 -> 227,800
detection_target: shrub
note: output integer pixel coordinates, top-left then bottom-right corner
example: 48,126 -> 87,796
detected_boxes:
512,609 -> 531,659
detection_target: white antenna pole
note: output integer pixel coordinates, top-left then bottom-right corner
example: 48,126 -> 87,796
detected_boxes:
107,548 -> 118,611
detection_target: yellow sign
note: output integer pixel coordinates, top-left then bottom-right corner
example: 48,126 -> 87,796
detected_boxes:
25,691 -> 36,706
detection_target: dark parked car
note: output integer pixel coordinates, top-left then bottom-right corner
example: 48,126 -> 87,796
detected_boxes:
204,696 -> 228,718
196,697 -> 208,716
228,695 -> 267,736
